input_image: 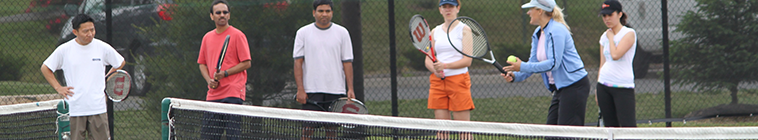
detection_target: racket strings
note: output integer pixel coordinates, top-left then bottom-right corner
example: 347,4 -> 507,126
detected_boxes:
106,70 -> 131,101
409,16 -> 432,54
330,99 -> 369,114
458,19 -> 490,58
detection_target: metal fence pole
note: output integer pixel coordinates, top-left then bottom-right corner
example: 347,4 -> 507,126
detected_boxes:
342,0 -> 364,103
388,0 -> 398,117
661,0 -> 672,127
105,0 -> 115,138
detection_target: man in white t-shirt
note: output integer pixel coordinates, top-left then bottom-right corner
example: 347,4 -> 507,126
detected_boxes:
293,0 -> 354,139
40,14 -> 125,140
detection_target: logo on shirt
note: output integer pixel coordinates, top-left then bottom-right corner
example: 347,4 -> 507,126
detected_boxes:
92,58 -> 101,61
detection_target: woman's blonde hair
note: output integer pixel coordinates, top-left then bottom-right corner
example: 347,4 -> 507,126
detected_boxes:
545,6 -> 570,31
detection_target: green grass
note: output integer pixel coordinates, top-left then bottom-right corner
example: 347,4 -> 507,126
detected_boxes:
640,119 -> 758,127
113,109 -> 161,139
366,91 -> 758,124
0,81 -> 55,94
117,90 -> 756,139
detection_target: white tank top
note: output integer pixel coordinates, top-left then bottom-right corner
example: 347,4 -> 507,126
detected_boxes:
433,22 -> 469,76
598,26 -> 636,88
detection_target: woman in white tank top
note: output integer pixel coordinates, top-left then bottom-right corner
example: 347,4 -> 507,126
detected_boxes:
597,0 -> 637,127
425,0 -> 474,139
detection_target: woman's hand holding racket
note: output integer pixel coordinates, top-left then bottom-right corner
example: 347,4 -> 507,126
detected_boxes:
432,62 -> 447,78
433,71 -> 445,79
501,56 -> 522,82
500,72 -> 515,83
445,17 -> 508,74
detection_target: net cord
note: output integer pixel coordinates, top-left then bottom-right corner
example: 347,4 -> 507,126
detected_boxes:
0,99 -> 58,115
166,98 -> 758,139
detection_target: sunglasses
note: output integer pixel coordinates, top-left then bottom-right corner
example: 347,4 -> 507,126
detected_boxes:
214,11 -> 229,15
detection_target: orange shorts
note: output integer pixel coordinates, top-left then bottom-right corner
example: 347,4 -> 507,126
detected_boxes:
428,72 -> 474,111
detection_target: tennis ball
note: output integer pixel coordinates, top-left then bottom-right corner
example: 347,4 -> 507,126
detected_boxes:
507,55 -> 518,63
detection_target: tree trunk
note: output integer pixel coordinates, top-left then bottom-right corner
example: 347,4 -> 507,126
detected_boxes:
729,85 -> 739,104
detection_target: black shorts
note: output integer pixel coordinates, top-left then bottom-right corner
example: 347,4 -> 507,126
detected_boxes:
301,93 -> 345,128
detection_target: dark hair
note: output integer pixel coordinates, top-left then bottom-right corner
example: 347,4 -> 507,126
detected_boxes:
209,0 -> 230,14
312,0 -> 333,10
620,12 -> 631,28
71,14 -> 94,30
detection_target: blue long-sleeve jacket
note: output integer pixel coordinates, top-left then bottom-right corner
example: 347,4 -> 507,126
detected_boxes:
513,19 -> 587,92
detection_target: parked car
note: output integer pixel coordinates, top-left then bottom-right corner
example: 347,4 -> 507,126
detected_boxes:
617,0 -> 698,78
57,0 -> 175,96
24,0 -> 83,34
621,0 -> 697,56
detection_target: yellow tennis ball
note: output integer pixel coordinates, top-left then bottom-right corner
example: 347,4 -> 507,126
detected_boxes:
507,55 -> 518,62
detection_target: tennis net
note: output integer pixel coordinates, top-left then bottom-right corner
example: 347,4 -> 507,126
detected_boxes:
161,97 -> 758,140
0,99 -> 61,140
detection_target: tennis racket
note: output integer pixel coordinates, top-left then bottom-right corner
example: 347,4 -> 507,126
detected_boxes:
105,70 -> 131,102
409,14 -> 445,79
210,35 -> 230,89
293,95 -> 369,114
446,16 -> 507,74
293,95 -> 368,128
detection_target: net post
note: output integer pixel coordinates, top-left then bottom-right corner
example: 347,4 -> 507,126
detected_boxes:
57,100 -> 70,140
161,98 -> 172,140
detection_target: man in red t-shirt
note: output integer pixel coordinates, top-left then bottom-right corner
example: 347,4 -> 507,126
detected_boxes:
196,0 -> 251,139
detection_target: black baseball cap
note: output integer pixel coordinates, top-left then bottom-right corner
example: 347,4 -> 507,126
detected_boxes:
599,0 -> 622,15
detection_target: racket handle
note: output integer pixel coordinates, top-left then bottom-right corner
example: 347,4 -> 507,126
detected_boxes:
430,59 -> 446,80
441,71 -> 446,80
492,61 -> 507,74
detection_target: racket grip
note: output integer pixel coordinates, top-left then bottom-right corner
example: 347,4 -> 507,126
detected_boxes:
441,71 -> 446,80
492,61 -> 507,74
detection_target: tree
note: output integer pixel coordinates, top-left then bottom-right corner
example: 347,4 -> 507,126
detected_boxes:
670,0 -> 758,104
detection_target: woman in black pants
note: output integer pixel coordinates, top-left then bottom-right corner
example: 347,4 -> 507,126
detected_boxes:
503,0 -> 591,127
597,0 -> 637,127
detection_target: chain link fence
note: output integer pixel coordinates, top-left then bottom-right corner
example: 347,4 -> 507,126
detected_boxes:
2,0 -> 757,139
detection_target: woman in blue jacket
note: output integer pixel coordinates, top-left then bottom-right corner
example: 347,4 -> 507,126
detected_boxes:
502,0 -> 590,126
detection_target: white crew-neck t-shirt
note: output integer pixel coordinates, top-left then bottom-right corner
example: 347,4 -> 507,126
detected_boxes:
293,23 -> 354,95
43,38 -> 125,116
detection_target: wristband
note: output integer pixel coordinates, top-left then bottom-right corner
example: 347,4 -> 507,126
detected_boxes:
224,70 -> 229,77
